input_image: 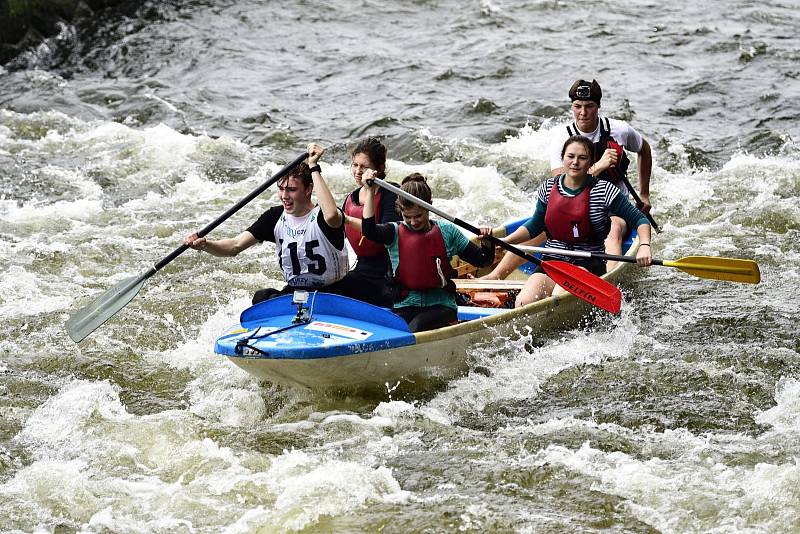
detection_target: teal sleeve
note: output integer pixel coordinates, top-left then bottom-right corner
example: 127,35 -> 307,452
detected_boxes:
610,194 -> 649,229
522,199 -> 547,238
439,220 -> 471,257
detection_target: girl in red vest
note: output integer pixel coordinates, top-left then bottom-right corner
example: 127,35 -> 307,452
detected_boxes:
502,136 -> 653,307
339,137 -> 402,307
361,172 -> 494,332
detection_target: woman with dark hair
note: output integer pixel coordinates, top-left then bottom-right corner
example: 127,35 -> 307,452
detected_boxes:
360,172 -> 494,332
501,135 -> 653,307
338,137 -> 402,307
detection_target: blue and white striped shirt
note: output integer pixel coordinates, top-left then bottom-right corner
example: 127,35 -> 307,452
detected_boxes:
522,175 -> 649,258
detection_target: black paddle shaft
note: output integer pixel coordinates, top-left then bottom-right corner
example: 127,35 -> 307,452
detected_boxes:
452,217 -> 543,267
153,153 -> 307,271
579,250 -> 666,267
620,175 -> 661,233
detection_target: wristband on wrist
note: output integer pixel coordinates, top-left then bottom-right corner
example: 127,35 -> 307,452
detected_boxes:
308,164 -> 321,174
640,243 -> 650,247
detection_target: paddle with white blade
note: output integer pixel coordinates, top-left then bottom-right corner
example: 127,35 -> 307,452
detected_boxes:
517,245 -> 761,284
367,177 -> 623,314
65,152 -> 308,343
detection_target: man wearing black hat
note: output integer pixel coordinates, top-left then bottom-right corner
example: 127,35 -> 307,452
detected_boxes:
548,79 -> 653,268
480,79 -> 654,280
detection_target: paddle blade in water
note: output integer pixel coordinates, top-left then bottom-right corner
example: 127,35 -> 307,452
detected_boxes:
664,256 -> 761,284
541,260 -> 622,314
65,272 -> 150,343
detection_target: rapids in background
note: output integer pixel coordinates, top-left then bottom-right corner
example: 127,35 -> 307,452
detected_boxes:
1,0 -> 799,532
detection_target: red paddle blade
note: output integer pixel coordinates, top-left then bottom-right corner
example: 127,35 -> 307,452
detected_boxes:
541,260 -> 622,314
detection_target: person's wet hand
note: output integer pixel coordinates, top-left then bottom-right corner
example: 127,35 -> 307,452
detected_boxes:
185,232 -> 207,251
307,143 -> 325,166
362,169 -> 380,193
636,243 -> 653,267
594,147 -> 618,174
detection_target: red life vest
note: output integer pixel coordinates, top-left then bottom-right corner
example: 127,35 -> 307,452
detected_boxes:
568,117 -> 630,183
543,179 -> 598,245
344,189 -> 386,257
396,222 -> 455,291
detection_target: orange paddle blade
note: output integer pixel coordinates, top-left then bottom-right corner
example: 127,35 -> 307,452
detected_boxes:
541,260 -> 622,314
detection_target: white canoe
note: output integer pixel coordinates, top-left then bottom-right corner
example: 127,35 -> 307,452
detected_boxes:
214,220 -> 640,392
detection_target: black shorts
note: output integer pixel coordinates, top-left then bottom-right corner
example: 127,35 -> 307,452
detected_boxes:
394,305 -> 457,333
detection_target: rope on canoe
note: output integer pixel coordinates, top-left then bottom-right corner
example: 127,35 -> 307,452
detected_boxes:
234,291 -> 319,356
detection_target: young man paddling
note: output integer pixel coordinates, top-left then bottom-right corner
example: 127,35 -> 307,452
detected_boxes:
185,143 -> 354,304
482,78 -> 654,280
549,79 -> 653,268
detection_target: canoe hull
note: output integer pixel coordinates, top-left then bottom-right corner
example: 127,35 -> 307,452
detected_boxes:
216,222 -> 639,392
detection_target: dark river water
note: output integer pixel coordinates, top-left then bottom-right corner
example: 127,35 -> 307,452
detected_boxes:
1,1 -> 799,532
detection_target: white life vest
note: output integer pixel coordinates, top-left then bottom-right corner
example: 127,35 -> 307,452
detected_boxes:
273,206 -> 349,287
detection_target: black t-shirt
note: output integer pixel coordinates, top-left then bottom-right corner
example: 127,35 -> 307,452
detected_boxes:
246,205 -> 346,249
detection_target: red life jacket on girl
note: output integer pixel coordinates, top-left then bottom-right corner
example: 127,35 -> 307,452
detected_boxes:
543,178 -> 601,245
568,117 -> 630,184
396,222 -> 455,291
344,189 -> 386,257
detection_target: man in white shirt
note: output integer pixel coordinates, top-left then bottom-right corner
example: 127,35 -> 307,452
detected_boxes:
481,80 -> 654,279
548,79 -> 653,263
